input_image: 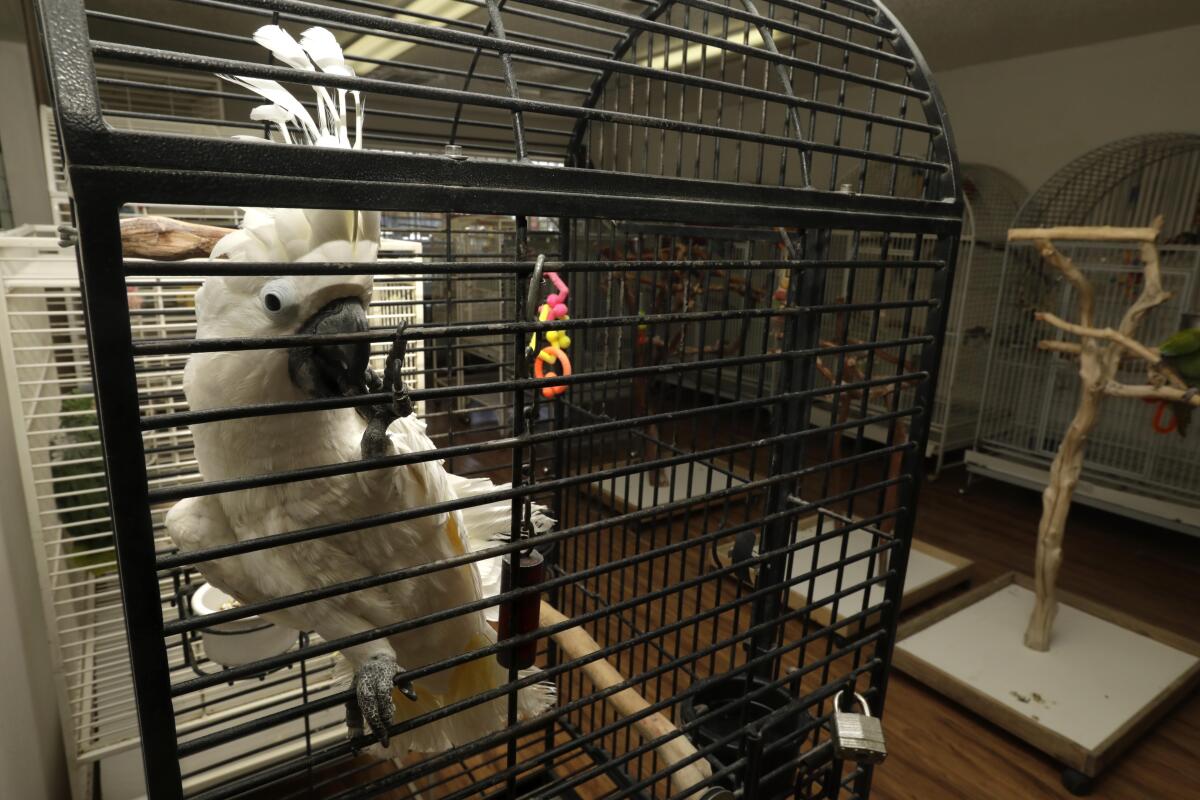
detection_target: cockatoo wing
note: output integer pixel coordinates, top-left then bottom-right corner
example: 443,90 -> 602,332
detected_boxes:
165,495 -> 294,628
386,416 -> 555,623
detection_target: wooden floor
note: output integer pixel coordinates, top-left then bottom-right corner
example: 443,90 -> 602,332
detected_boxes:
243,404 -> 1200,800
871,469 -> 1200,800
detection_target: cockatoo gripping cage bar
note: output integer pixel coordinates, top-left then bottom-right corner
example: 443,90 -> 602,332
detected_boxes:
36,0 -> 961,798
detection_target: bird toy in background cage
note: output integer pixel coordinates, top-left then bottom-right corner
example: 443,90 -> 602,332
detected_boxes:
528,259 -> 573,398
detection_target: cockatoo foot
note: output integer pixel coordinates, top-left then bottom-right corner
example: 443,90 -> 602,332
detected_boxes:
355,654 -> 414,747
360,412 -> 394,459
1184,386 -> 1198,402
359,328 -> 413,460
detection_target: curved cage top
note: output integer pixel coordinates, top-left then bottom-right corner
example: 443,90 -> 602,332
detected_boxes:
1012,132 -> 1200,239
960,162 -> 1025,245
48,0 -> 960,226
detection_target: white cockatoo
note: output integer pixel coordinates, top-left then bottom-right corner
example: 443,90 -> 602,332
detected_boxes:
166,25 -> 554,755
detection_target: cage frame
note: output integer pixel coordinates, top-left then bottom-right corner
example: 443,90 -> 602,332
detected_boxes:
35,0 -> 963,797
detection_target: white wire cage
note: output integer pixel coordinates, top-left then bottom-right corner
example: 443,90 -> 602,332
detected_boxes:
970,133 -> 1200,535
0,224 -> 424,798
806,163 -> 1026,476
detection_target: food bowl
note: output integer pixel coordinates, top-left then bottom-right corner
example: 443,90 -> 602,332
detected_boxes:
191,582 -> 297,668
680,672 -> 812,798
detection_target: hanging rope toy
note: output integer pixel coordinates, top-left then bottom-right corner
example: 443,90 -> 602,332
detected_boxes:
528,261 -> 572,397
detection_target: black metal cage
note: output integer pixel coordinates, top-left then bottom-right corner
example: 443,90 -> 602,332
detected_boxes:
35,0 -> 962,798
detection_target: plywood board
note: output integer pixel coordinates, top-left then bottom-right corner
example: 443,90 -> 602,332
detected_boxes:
714,513 -> 972,628
894,573 -> 1200,776
586,461 -> 735,517
787,525 -> 971,626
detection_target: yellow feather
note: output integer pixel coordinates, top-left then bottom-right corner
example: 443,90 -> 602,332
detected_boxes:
449,633 -> 500,702
445,515 -> 465,555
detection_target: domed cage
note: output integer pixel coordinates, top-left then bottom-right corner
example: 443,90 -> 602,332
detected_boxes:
34,1 -> 962,799
973,134 -> 1200,534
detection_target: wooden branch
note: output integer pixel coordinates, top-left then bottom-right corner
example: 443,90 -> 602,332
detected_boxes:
1023,215 -> 1168,652
1008,220 -> 1163,243
1033,240 -> 1094,328
1037,340 -> 1082,355
539,602 -> 712,799
1117,240 -> 1172,338
120,215 -> 233,260
1034,312 -> 1162,364
1103,382 -> 1200,405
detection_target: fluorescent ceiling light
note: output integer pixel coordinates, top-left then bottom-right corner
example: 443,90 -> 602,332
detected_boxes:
346,5 -> 786,77
345,1 -> 477,74
662,23 -> 779,71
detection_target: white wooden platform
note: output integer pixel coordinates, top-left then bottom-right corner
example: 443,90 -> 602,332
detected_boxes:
714,512 -> 973,628
587,461 -> 735,517
894,573 -> 1200,777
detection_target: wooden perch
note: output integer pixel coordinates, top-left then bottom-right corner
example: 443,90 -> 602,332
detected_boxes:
540,602 -> 713,800
121,215 -> 232,260
1022,220 -> 1172,652
1037,340 -> 1082,355
1034,312 -> 1163,364
1103,382 -> 1200,405
1008,220 -> 1163,244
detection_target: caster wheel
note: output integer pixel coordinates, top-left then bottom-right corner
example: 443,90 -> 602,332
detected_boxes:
1061,767 -> 1093,796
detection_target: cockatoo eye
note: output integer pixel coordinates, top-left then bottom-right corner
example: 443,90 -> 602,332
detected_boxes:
259,280 -> 297,315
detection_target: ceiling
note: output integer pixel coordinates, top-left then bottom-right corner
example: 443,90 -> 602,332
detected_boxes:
21,0 -> 1200,73
882,0 -> 1200,72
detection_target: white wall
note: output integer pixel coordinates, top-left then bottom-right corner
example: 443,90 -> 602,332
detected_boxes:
0,0 -> 53,227
934,24 -> 1200,193
0,346 -> 69,799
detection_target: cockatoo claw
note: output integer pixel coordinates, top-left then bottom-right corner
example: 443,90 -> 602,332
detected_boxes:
363,366 -> 383,393
356,654 -> 400,748
358,325 -> 414,460
396,677 -> 418,702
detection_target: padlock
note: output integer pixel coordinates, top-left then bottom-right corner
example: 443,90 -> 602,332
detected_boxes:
831,690 -> 887,764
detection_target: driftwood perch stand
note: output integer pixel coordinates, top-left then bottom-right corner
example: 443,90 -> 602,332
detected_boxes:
1011,217 -> 1200,651
894,220 -> 1200,788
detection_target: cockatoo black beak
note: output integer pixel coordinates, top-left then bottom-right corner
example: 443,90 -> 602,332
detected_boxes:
288,297 -> 371,398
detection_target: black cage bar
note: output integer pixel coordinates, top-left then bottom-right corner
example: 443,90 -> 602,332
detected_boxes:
36,0 -> 961,798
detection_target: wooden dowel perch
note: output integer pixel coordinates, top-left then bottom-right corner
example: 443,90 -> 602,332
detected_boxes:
539,602 -> 714,800
1008,224 -> 1162,243
1037,340 -> 1082,355
121,215 -> 232,260
1020,215 -> 1183,652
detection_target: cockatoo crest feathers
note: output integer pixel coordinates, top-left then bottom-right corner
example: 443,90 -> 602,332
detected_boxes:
222,25 -> 362,149
217,74 -> 320,143
253,25 -> 314,72
300,27 -> 353,76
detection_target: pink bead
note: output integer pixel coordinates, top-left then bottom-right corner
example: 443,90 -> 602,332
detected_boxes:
546,293 -> 561,306
553,303 -> 568,318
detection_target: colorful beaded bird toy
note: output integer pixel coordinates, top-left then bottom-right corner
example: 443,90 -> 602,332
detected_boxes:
530,270 -> 572,398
